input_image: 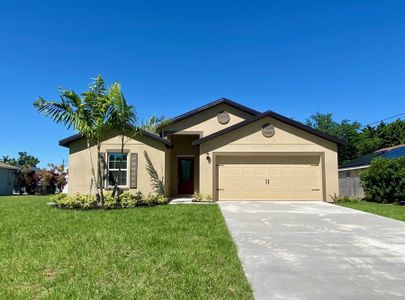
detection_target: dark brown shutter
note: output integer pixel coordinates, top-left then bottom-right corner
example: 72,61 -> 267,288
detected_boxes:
130,153 -> 138,188
98,152 -> 107,188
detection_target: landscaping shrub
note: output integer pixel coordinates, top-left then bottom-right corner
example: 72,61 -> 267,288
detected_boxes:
329,193 -> 356,203
144,193 -> 169,206
205,194 -> 213,202
52,193 -> 98,209
51,191 -> 168,209
360,157 -> 405,204
192,192 -> 213,202
119,191 -> 137,208
103,192 -> 117,209
192,192 -> 203,202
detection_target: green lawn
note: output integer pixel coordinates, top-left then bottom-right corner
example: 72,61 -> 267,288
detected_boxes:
0,196 -> 252,299
337,200 -> 405,222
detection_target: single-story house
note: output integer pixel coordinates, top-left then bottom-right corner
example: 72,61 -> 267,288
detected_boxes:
338,144 -> 405,198
60,98 -> 344,201
0,162 -> 18,195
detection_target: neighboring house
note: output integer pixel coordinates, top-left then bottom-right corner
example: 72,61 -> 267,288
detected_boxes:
0,162 -> 18,195
338,144 -> 405,198
60,98 -> 344,201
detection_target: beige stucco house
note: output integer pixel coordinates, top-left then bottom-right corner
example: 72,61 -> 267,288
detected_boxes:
60,98 -> 344,201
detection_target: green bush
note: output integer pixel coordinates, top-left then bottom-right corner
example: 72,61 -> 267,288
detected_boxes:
51,193 -> 69,204
329,193 -> 356,203
50,191 -> 168,209
119,191 -> 137,208
103,192 -> 116,209
144,193 -> 168,206
192,192 -> 203,202
360,157 -> 405,204
192,192 -> 213,202
51,193 -> 98,209
156,194 -> 168,204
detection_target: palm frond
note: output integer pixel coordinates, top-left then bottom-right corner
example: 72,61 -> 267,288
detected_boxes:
141,115 -> 171,134
144,150 -> 165,195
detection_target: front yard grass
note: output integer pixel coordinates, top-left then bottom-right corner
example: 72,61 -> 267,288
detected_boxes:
0,196 -> 252,299
337,200 -> 405,222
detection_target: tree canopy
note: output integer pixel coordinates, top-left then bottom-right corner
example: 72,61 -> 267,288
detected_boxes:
306,113 -> 404,165
1,151 -> 40,167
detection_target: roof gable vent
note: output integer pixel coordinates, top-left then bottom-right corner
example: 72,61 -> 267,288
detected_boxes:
217,111 -> 230,124
262,123 -> 275,138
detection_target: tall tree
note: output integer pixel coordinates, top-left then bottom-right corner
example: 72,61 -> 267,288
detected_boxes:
0,155 -> 17,166
108,82 -> 137,198
1,152 -> 40,167
34,76 -> 107,203
306,113 -> 361,164
357,119 -> 405,155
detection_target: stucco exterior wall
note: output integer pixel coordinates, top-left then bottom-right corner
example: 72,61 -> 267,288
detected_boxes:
198,116 -> 339,201
68,131 -> 167,196
163,103 -> 254,137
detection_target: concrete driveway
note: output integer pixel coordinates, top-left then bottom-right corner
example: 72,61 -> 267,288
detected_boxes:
219,201 -> 405,300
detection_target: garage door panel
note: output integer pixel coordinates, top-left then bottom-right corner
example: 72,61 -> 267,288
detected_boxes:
217,156 -> 322,201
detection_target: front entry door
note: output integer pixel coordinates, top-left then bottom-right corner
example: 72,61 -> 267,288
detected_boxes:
177,157 -> 194,194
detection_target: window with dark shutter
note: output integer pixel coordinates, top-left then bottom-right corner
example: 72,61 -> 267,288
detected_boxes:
130,153 -> 138,188
107,152 -> 128,187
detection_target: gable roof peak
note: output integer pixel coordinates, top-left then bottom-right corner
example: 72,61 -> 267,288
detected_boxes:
165,97 -> 260,129
192,108 -> 346,146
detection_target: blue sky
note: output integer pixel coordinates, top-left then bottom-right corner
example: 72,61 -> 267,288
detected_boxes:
0,0 -> 404,167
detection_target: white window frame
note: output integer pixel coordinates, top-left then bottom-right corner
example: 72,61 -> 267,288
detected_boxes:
107,152 -> 129,188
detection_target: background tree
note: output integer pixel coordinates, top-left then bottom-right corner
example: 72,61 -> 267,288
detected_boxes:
357,119 -> 405,156
0,155 -> 18,166
306,113 -> 361,164
1,152 -> 40,167
141,115 -> 171,134
306,113 -> 404,164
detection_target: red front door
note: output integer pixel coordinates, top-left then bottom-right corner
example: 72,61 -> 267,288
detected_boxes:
177,157 -> 194,194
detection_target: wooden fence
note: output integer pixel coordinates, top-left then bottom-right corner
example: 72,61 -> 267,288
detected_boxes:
339,176 -> 365,199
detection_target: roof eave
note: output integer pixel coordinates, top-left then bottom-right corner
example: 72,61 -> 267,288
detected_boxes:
192,110 -> 346,146
162,98 -> 260,133
338,165 -> 370,171
59,131 -> 172,148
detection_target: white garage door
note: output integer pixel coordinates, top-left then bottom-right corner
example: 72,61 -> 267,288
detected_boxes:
217,156 -> 322,201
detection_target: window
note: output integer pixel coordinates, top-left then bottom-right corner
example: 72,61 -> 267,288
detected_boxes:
346,171 -> 351,178
108,153 -> 128,187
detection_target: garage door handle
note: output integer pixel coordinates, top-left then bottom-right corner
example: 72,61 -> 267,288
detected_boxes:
312,188 -> 320,191
217,188 -> 224,191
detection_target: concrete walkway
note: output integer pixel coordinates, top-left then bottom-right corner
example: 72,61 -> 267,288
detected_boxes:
219,201 -> 405,300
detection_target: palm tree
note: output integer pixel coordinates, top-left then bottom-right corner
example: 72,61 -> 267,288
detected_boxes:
141,115 -> 171,135
108,83 -> 137,198
34,76 -> 114,205
34,85 -> 99,198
